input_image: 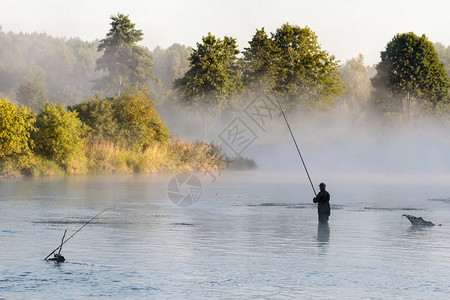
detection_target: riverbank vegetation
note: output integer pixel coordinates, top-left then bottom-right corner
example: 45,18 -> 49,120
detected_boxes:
0,92 -> 227,177
1,13 -> 450,176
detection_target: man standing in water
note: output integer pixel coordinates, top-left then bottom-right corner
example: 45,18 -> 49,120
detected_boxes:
313,182 -> 330,223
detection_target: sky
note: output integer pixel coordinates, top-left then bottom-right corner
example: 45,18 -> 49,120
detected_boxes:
1,0 -> 449,66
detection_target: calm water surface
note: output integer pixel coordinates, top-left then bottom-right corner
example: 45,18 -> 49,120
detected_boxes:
1,172 -> 449,299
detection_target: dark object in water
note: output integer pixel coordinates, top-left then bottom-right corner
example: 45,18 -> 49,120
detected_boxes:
403,214 -> 435,226
45,229 -> 67,263
44,209 -> 110,261
48,253 -> 65,263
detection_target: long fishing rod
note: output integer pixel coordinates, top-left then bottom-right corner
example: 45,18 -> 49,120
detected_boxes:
273,94 -> 317,196
44,208 -> 110,260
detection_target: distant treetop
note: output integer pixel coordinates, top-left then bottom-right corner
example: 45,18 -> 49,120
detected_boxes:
95,13 -> 153,97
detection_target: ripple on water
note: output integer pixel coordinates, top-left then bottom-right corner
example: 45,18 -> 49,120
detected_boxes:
428,198 -> 450,203
170,223 -> 195,226
363,207 -> 425,211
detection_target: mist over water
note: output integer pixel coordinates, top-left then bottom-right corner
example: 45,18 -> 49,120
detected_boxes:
160,96 -> 450,181
3,95 -> 450,298
3,92 -> 450,298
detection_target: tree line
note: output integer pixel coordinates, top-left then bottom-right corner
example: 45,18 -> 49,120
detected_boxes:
0,88 -> 227,176
1,13 -> 450,175
1,14 -> 449,118
0,19 -> 192,110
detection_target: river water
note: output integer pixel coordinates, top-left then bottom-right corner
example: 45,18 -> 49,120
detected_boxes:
1,171 -> 449,299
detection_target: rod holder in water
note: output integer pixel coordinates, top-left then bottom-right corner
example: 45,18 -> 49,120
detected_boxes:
44,208 -> 110,261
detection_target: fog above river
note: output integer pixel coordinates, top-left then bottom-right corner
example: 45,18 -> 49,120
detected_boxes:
161,97 -> 450,184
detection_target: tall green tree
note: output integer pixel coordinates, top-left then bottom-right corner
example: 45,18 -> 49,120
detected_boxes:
242,28 -> 277,88
372,33 -> 450,119
174,33 -> 242,112
0,97 -> 35,166
272,24 -> 342,110
242,24 -> 342,111
95,13 -> 153,96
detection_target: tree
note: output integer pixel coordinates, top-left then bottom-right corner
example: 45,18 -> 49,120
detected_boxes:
242,24 -> 342,111
434,42 -> 450,78
272,24 -> 342,110
174,32 -> 242,112
68,94 -> 117,141
0,97 -> 35,165
32,102 -> 85,168
338,54 -> 371,111
15,77 -> 47,112
242,28 -> 277,88
15,62 -> 48,112
152,44 -> 193,89
67,38 -> 101,96
95,13 -> 153,96
0,29 -> 100,104
372,33 -> 450,119
69,89 -> 169,151
113,88 -> 170,151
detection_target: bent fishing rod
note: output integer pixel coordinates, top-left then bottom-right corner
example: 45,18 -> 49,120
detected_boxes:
273,94 -> 317,197
44,208 -> 110,260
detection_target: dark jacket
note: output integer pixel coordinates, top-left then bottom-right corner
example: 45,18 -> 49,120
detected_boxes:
313,190 -> 330,216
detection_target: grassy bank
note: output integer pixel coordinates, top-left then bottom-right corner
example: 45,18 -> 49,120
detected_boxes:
0,138 -> 254,177
82,138 -> 225,174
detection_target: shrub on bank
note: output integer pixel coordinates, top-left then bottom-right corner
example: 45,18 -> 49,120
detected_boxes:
70,89 -> 170,152
32,102 -> 85,170
113,89 -> 170,151
167,139 -> 223,171
0,97 -> 36,170
26,157 -> 65,176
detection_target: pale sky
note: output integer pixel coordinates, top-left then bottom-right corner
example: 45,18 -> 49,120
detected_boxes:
1,0 -> 449,66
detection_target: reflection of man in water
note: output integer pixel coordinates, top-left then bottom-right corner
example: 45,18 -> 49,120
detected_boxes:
313,182 -> 330,223
317,222 -> 330,244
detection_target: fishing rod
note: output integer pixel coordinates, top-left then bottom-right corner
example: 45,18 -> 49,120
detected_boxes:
44,208 -> 110,260
273,94 -> 317,196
